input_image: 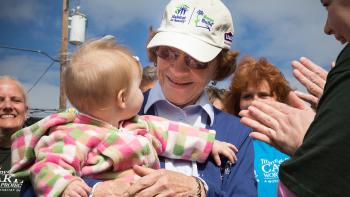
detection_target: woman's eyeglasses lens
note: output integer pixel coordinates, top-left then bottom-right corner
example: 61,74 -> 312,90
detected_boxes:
155,47 -> 209,70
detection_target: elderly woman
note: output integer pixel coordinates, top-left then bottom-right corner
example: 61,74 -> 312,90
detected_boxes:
90,0 -> 256,196
0,76 -> 28,196
30,0 -> 256,196
127,0 -> 256,195
224,56 -> 291,197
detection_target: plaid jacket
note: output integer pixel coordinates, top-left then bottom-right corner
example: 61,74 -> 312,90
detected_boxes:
11,112 -> 215,197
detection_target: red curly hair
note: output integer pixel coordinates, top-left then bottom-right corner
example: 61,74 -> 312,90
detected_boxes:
224,56 -> 292,116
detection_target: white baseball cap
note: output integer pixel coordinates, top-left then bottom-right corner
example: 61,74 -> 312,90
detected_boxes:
147,0 -> 234,63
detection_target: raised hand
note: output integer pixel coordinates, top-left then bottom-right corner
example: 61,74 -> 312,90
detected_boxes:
239,92 -> 315,156
292,57 -> 329,109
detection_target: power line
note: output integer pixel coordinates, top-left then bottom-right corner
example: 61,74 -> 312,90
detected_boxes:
0,45 -> 62,93
27,60 -> 57,93
0,45 -> 60,62
26,108 -> 60,125
28,108 -> 58,115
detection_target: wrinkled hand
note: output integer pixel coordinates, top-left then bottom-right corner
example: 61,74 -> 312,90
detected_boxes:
62,179 -> 91,197
292,57 -> 329,109
125,165 -> 198,197
294,90 -> 318,110
93,178 -> 131,197
239,92 -> 315,156
212,140 -> 238,166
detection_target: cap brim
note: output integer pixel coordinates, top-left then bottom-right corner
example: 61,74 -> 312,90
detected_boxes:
147,31 -> 221,63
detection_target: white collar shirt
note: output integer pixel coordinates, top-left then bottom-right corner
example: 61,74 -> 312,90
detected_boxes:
143,82 -> 215,176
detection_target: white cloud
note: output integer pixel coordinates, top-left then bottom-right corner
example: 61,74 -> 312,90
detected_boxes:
24,82 -> 60,110
79,0 -> 344,70
80,0 -> 343,68
0,54 -> 60,109
81,0 -> 167,31
0,54 -> 58,81
226,0 -> 343,68
0,0 -> 46,24
2,0 -> 346,112
216,0 -> 342,92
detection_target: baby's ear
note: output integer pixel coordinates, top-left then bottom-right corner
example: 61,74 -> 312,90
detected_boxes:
116,89 -> 127,109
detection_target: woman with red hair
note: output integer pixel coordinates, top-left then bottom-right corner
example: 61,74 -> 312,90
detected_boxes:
224,56 -> 292,197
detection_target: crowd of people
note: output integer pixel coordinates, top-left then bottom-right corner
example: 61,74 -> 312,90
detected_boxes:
2,0 -> 350,196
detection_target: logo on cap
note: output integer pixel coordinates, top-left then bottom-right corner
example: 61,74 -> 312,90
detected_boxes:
224,32 -> 233,45
170,4 -> 189,23
194,10 -> 214,31
225,32 -> 233,42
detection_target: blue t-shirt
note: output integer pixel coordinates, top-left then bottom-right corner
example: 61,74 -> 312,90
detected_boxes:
254,140 -> 289,197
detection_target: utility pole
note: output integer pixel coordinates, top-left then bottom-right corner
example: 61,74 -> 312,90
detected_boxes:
59,0 -> 69,110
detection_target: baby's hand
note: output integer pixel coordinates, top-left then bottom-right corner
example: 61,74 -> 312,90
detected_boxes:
62,179 -> 92,197
212,140 -> 238,166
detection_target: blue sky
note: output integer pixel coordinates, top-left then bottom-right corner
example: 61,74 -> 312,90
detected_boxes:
0,0 -> 344,115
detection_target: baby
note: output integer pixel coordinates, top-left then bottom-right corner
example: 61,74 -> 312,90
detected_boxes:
11,38 -> 237,197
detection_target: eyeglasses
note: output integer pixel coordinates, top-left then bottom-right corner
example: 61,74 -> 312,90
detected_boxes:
155,47 -> 209,70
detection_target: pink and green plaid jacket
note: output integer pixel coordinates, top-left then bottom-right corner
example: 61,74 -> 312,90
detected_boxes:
11,112 -> 215,197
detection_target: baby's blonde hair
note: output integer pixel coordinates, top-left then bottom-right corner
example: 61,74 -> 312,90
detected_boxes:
64,38 -> 141,113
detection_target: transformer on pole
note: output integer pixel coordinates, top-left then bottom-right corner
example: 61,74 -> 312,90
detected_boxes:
69,6 -> 87,45
60,1 -> 87,110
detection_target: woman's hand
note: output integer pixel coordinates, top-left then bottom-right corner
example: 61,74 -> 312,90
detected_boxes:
239,92 -> 315,156
92,178 -> 131,197
291,57 -> 329,109
62,179 -> 91,197
125,165 -> 199,197
294,90 -> 319,110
